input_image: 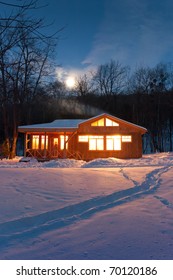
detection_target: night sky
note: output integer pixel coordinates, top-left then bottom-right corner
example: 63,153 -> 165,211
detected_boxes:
2,0 -> 173,81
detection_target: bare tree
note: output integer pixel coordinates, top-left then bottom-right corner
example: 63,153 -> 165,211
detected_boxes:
128,63 -> 172,153
128,66 -> 153,95
75,74 -> 94,96
0,0 -> 60,158
93,60 -> 128,96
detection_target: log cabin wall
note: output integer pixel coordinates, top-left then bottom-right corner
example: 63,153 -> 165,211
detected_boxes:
71,116 -> 144,160
25,126 -> 143,160
73,132 -> 142,161
19,113 -> 147,161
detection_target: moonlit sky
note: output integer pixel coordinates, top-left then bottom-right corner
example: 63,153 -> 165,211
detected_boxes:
2,0 -> 173,80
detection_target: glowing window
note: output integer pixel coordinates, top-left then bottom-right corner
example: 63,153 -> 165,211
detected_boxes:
122,136 -> 132,142
91,117 -> 119,127
78,135 -> 89,142
53,138 -> 58,146
105,118 -> 119,126
41,135 -> 48,150
106,135 -> 121,150
60,135 -> 68,150
53,138 -> 58,152
32,135 -> 39,149
89,136 -> 104,150
91,118 -> 104,126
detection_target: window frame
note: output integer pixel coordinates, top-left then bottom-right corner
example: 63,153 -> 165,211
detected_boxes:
122,135 -> 132,142
78,135 -> 89,142
106,135 -> 121,151
60,135 -> 69,150
88,135 -> 104,151
41,135 -> 48,150
105,118 -> 119,127
78,134 -> 132,151
91,118 -> 105,127
91,117 -> 119,127
32,135 -> 39,149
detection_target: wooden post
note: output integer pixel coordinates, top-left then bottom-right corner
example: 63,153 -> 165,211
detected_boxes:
63,132 -> 67,158
24,133 -> 27,157
44,132 -> 47,158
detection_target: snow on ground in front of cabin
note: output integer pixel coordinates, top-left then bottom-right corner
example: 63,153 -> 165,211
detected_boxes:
0,151 -> 173,168
0,153 -> 173,259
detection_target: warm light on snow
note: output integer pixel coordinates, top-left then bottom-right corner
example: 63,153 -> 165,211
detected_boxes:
65,76 -> 75,88
0,153 -> 173,260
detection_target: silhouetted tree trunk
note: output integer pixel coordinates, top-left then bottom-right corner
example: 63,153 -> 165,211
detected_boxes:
0,0 -> 59,158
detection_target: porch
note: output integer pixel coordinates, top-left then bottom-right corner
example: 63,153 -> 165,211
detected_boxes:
24,132 -> 82,160
25,148 -> 82,160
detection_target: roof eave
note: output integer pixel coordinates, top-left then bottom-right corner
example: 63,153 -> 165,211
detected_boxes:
18,127 -> 77,133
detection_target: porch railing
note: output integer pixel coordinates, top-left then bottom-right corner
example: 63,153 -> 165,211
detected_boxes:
26,149 -> 82,160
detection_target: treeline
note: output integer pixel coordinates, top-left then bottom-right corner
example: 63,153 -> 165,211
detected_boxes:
0,0 -> 58,158
0,1 -> 173,157
27,61 -> 172,154
74,61 -> 173,153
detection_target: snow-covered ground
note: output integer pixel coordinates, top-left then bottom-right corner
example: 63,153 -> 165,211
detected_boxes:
0,153 -> 173,260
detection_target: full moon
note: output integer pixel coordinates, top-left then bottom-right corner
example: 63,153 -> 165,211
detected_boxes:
65,77 -> 75,88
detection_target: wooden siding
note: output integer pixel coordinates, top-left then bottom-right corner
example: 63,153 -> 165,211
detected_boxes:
24,130 -> 143,160
20,114 -> 146,160
73,133 -> 142,160
78,114 -> 146,134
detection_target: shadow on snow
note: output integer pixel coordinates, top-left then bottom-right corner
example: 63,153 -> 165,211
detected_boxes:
0,165 -> 172,246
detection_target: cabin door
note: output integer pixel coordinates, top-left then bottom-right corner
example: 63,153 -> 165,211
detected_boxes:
50,137 -> 59,157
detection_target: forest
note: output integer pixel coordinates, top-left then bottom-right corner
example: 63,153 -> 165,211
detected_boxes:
0,1 -> 173,158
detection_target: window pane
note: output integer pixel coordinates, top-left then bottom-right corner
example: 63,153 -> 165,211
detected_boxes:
106,138 -> 113,150
112,121 -> 119,126
89,136 -> 104,150
32,135 -> 39,149
91,118 -> 104,126
106,135 -> 121,150
97,118 -> 104,126
97,139 -> 104,150
113,136 -> 121,150
89,139 -> 96,150
41,135 -> 48,150
78,135 -> 89,142
53,138 -> 58,146
91,121 -> 97,126
60,135 -> 68,150
106,118 -> 119,126
122,136 -> 132,142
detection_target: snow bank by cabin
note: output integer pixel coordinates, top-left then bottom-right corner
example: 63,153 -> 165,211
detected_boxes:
0,152 -> 173,168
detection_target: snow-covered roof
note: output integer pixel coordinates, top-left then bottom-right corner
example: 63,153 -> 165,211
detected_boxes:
18,113 -> 147,133
18,119 -> 84,132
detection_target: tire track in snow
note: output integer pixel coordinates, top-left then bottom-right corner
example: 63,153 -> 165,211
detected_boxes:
0,165 -> 171,244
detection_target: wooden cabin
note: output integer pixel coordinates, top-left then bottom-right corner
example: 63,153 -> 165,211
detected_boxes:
18,113 -> 147,161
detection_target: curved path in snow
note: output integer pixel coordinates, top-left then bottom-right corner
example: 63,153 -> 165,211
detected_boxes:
0,165 -> 172,246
